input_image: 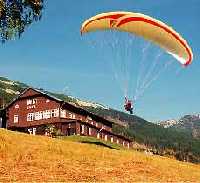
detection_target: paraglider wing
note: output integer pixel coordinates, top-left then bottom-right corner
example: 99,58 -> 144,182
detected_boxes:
81,12 -> 129,34
81,11 -> 193,66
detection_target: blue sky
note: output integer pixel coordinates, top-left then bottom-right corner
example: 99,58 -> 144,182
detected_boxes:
0,0 -> 200,122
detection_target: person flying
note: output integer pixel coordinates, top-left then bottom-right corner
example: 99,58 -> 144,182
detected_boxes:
124,97 -> 133,114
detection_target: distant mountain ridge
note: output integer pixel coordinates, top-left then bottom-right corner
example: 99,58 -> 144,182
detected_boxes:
158,114 -> 200,139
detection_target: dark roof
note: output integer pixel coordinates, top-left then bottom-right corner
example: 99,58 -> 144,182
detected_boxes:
57,96 -> 114,125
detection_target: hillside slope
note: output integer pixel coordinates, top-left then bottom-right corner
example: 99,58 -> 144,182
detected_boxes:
0,129 -> 200,182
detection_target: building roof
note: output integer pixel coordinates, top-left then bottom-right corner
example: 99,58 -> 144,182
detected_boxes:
4,87 -> 61,109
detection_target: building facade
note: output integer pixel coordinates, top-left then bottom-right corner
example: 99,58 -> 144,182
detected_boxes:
4,88 -> 132,148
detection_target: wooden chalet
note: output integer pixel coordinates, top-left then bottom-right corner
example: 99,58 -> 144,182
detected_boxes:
2,87 -> 132,148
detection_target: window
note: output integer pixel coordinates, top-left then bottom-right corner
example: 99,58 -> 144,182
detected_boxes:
123,141 -> 125,146
96,123 -> 98,127
35,112 -> 43,121
34,112 -> 40,121
51,110 -> 54,117
89,128 -> 92,135
111,137 -> 114,143
15,104 -> 19,109
81,125 -> 84,134
69,113 -> 72,119
32,99 -> 37,104
33,128 -> 37,135
116,139 -> 119,144
39,111 -> 43,120
27,105 -> 35,109
46,110 -> 51,119
97,132 -> 100,139
27,99 -> 37,105
104,135 -> 108,141
51,109 -> 59,118
14,115 -> 19,123
69,113 -> 76,119
60,110 -> 66,118
27,99 -> 32,105
0,117 -> 2,128
127,143 -> 130,149
43,110 -> 51,119
27,113 -> 34,122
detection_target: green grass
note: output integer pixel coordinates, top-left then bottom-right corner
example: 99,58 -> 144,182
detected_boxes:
59,135 -> 124,150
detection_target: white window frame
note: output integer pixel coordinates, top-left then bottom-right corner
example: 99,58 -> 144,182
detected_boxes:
14,115 -> 19,123
97,132 -> 100,139
60,109 -> 66,118
43,110 -> 51,119
39,111 -> 43,120
32,99 -> 37,104
33,128 -> 36,135
104,135 -> 108,141
81,125 -> 84,134
34,112 -> 40,121
27,99 -> 32,105
89,128 -> 92,135
69,112 -> 76,119
72,114 -> 76,119
69,113 -> 73,119
15,104 -> 19,109
27,99 -> 37,105
51,109 -> 59,118
54,109 -> 59,117
27,113 -> 34,122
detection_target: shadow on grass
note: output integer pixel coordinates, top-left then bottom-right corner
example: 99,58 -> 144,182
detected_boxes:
80,140 -> 119,150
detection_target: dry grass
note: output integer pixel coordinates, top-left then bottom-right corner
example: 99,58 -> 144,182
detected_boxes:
0,129 -> 200,182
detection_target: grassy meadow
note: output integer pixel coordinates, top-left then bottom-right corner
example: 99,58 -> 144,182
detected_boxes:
0,129 -> 200,182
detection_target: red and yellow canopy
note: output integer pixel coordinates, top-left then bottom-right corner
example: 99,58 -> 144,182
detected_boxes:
81,12 -> 193,66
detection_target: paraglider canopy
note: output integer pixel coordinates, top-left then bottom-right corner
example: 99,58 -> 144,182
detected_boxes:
81,11 -> 193,66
